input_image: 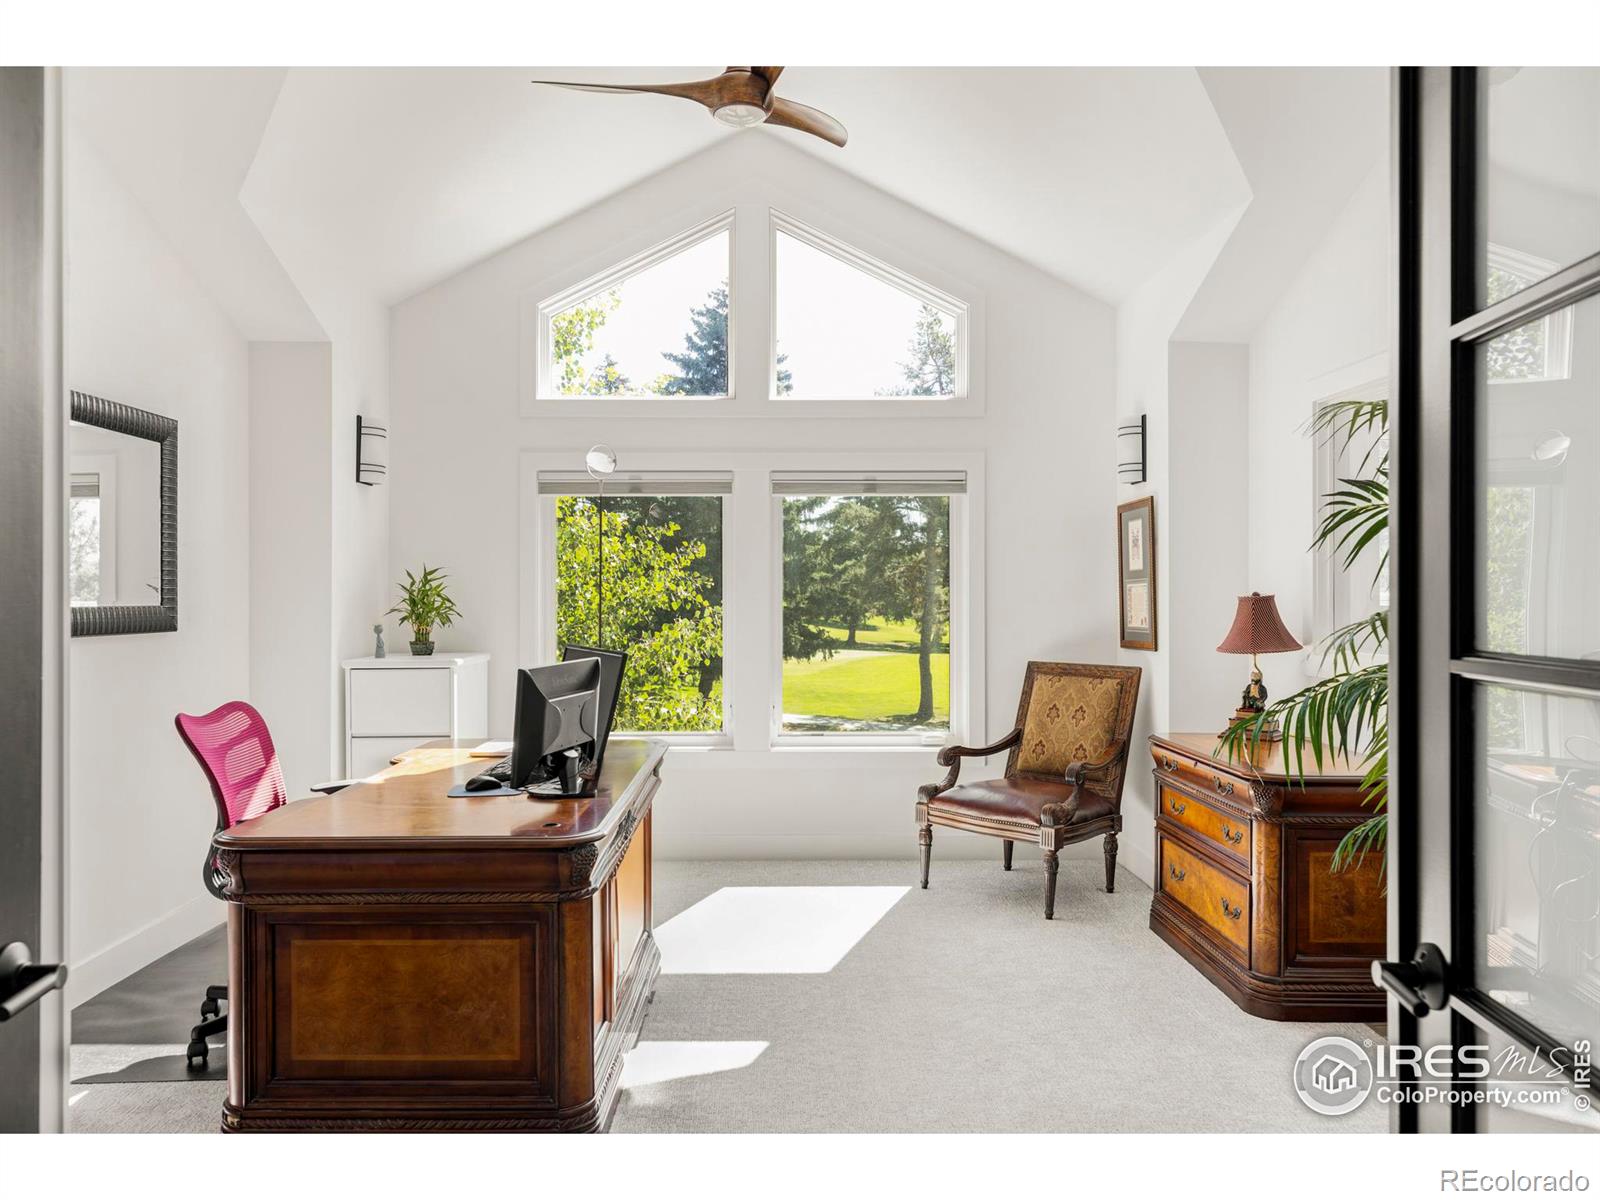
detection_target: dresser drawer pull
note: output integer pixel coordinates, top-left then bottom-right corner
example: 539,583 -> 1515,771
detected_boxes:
1168,796 -> 1186,815
1221,823 -> 1244,845
1161,754 -> 1179,772
1213,776 -> 1235,797
1168,864 -> 1186,882
1219,898 -> 1242,921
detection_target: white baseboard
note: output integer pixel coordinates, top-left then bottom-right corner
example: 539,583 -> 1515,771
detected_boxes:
655,831 -> 1139,865
67,894 -> 224,1008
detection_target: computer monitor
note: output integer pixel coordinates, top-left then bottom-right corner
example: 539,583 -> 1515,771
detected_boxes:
508,658 -> 602,795
560,644 -> 627,784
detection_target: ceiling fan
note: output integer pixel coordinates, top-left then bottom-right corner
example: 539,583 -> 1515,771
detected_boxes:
531,66 -> 847,148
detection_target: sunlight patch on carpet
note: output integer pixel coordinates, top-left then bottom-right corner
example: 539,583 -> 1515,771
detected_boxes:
620,1040 -> 769,1088
655,886 -> 908,973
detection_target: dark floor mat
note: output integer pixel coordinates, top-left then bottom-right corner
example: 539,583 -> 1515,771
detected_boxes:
73,1044 -> 227,1084
72,924 -> 226,1045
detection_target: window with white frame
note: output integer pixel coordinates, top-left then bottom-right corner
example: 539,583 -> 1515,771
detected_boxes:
771,213 -> 966,401
773,471 -> 963,741
69,472 -> 106,606
1310,383 -> 1389,658
1485,244 -> 1574,384
537,213 -> 734,400
539,471 -> 730,733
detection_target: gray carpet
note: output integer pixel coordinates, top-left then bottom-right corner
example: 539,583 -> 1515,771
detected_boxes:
69,858 -> 1386,1133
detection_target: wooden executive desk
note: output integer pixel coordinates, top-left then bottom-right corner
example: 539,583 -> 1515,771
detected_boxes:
213,737 -> 664,1133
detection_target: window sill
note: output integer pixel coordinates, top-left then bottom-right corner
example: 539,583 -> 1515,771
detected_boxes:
620,732 -> 733,751
770,740 -> 945,753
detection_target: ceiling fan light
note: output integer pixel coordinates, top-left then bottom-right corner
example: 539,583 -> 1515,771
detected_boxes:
712,102 -> 767,129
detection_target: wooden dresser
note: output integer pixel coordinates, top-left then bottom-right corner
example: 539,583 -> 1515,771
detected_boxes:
214,737 -> 663,1132
1148,733 -> 1385,1021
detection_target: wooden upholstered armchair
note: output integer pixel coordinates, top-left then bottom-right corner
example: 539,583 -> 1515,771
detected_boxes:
916,661 -> 1141,919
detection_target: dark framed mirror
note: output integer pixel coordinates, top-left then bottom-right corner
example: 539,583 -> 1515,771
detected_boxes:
68,390 -> 177,636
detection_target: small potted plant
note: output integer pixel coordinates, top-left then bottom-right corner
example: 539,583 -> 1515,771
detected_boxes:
386,564 -> 461,656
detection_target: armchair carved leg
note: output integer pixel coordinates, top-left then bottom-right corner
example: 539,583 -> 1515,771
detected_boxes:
1104,832 -> 1118,894
918,823 -> 932,889
1043,849 -> 1059,919
1002,840 -> 1013,871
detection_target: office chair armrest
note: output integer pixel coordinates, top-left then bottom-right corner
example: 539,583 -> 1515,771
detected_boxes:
309,778 -> 361,795
920,727 -> 1023,800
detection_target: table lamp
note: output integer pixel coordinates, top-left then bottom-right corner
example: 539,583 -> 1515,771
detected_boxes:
1217,591 -> 1302,740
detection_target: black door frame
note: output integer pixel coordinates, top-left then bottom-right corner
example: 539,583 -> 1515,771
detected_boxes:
1392,64 -> 1600,1133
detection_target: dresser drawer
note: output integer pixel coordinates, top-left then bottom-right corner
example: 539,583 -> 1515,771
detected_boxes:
1158,834 -> 1249,961
348,736 -> 429,779
1153,743 -> 1245,804
348,667 -> 453,736
1160,784 -> 1250,864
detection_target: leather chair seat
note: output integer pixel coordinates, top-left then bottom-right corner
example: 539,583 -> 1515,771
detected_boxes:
928,777 -> 1114,828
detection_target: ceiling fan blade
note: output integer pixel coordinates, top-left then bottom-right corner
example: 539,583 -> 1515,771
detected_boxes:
531,78 -> 724,109
763,96 -> 847,147
751,66 -> 784,90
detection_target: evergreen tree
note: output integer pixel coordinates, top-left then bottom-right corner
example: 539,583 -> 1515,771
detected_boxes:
877,303 -> 957,397
656,283 -> 793,396
659,285 -> 730,395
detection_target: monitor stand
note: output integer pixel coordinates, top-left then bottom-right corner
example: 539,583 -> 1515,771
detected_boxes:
525,745 -> 596,799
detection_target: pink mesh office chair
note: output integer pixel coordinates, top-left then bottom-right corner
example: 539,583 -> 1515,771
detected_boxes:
174,701 -> 352,1069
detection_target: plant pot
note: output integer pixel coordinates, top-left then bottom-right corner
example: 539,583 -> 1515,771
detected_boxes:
410,639 -> 435,656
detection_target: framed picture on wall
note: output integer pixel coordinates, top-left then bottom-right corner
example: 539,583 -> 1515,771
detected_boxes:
1118,496 -> 1157,651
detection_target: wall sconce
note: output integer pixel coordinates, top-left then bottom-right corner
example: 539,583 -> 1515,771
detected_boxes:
1118,415 -> 1147,485
356,416 -> 387,486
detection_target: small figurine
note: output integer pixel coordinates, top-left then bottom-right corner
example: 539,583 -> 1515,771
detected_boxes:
373,623 -> 386,659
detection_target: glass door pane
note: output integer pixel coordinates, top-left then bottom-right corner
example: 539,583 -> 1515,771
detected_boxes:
1472,682 -> 1600,1053
1478,67 -> 1600,309
1476,293 -> 1600,660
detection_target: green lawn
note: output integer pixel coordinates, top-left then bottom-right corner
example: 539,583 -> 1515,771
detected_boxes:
782,648 -> 950,728
817,615 -> 948,650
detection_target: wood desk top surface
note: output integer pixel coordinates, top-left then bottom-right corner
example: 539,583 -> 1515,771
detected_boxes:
1151,731 -> 1365,783
217,737 -> 665,851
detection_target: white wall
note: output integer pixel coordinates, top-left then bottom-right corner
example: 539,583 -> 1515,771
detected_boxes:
1112,212 -> 1244,885
389,134 -> 1118,862
65,132 -> 249,1002
249,342 -> 335,799
1167,341 -> 1251,730
241,106 -> 391,780
1248,165 -> 1388,679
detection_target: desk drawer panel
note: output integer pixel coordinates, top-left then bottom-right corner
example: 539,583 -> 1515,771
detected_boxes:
267,912 -> 556,1094
1158,834 -> 1249,960
1160,784 -> 1250,864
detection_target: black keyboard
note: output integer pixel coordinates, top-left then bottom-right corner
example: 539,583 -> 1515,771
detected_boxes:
482,759 -> 513,782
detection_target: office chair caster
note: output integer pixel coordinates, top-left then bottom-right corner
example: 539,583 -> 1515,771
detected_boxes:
186,1038 -> 210,1069
199,985 -> 227,1024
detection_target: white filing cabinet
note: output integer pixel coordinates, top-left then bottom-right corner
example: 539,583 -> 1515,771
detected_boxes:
342,652 -> 489,778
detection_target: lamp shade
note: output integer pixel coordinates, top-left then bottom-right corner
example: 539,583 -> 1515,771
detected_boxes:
1217,592 -> 1302,655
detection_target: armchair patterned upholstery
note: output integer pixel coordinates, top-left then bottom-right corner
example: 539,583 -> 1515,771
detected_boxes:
916,661 -> 1141,919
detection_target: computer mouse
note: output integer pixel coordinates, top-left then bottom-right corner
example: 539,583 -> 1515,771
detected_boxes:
464,773 -> 503,793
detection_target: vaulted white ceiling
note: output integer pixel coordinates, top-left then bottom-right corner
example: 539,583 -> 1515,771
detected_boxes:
65,66 -> 1385,342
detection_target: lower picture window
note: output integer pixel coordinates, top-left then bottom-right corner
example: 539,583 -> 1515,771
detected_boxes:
779,490 -> 952,737
554,493 -> 724,733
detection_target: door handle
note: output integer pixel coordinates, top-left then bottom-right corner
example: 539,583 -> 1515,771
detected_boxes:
0,942 -> 68,1022
1371,942 -> 1448,1018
